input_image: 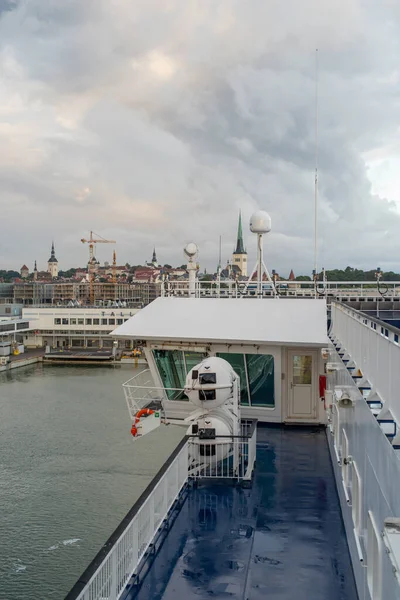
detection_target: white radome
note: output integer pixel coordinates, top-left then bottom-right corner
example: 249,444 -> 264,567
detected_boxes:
250,210 -> 271,234
184,242 -> 198,257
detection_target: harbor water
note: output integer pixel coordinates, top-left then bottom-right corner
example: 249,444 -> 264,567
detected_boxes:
0,363 -> 184,600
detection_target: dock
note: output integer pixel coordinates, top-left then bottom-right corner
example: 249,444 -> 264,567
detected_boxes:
0,348 -> 44,373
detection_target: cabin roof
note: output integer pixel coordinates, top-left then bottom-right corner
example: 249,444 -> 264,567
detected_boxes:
112,297 -> 328,347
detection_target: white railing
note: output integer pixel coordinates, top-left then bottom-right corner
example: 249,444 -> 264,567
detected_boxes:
327,349 -> 400,600
160,279 -> 400,299
188,420 -> 257,481
330,302 -> 400,425
66,440 -> 189,600
122,369 -> 184,418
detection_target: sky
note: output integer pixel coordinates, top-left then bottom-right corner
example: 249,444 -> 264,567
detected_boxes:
1,0 -> 400,276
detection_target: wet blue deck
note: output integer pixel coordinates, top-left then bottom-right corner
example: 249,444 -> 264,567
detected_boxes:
129,426 -> 358,600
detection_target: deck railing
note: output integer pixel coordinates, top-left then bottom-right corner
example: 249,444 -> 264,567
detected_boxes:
160,279 -> 400,299
330,302 -> 400,426
327,346 -> 400,599
64,438 -> 189,600
122,369 -> 185,418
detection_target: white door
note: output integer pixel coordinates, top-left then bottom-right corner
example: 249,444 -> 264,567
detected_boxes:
287,351 -> 317,421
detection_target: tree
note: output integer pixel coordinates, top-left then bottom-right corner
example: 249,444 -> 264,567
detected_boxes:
295,275 -> 311,281
163,264 -> 172,269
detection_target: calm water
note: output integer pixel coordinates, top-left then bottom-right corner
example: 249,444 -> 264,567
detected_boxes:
0,363 -> 184,600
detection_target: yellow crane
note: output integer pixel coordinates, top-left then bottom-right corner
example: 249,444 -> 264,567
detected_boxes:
81,231 -> 116,305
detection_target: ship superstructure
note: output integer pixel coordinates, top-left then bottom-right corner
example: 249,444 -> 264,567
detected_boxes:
64,212 -> 400,600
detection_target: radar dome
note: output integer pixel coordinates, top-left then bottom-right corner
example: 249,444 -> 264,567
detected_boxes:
250,210 -> 271,234
184,242 -> 198,258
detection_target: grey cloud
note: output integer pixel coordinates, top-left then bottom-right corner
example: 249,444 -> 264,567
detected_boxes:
1,0 -> 400,274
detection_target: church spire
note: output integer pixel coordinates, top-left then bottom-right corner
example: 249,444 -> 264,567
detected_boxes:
234,211 -> 246,254
48,241 -> 57,263
152,247 -> 157,264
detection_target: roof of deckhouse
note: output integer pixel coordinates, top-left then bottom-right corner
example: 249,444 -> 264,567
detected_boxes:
112,297 -> 329,347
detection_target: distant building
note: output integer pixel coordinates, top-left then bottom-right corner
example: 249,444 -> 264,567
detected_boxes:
33,260 -> 38,281
231,212 -> 247,277
133,267 -> 161,283
289,269 -> 295,281
47,242 -> 59,278
20,265 -> 29,279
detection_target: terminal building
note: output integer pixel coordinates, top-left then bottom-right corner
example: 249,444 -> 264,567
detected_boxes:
21,307 -> 140,350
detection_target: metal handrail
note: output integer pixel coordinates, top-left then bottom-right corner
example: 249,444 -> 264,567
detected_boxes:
64,437 -> 189,600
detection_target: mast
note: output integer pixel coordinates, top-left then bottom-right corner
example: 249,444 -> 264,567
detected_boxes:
314,48 -> 319,282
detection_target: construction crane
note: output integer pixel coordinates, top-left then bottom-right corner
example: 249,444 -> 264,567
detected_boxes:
81,231 -> 116,305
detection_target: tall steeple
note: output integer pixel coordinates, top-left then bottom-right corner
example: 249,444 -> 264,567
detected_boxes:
231,211 -> 247,277
48,241 -> 58,263
33,260 -> 38,281
152,247 -> 157,264
234,211 -> 246,254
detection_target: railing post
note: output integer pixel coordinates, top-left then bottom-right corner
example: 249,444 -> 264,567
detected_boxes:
110,549 -> 117,600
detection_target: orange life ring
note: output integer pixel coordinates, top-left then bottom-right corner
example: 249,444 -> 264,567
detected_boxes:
135,408 -> 155,420
130,409 -> 155,437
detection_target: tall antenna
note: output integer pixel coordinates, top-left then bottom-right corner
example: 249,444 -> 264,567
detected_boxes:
314,48 -> 319,279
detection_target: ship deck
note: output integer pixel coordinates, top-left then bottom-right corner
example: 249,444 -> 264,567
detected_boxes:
126,426 -> 357,600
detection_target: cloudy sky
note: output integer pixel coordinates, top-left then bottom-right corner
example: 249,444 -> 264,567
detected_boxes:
1,0 -> 400,276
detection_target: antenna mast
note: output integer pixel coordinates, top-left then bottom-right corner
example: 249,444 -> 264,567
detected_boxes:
314,48 -> 319,281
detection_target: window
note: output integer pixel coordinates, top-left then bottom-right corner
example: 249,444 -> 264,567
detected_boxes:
246,354 -> 274,407
86,318 -> 92,325
352,462 -> 362,534
125,340 -> 132,349
109,319 -> 115,325
216,353 -> 275,407
101,319 -> 107,325
5,307 -> 11,314
153,349 -> 187,400
292,355 -> 312,385
103,339 -> 113,348
93,319 -> 99,325
117,319 -> 123,325
87,339 -> 99,348
217,353 -> 249,405
54,318 -> 61,325
367,511 -> 382,600
184,351 -> 207,374
70,318 -> 77,325
78,319 -> 84,325
62,318 -> 69,325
